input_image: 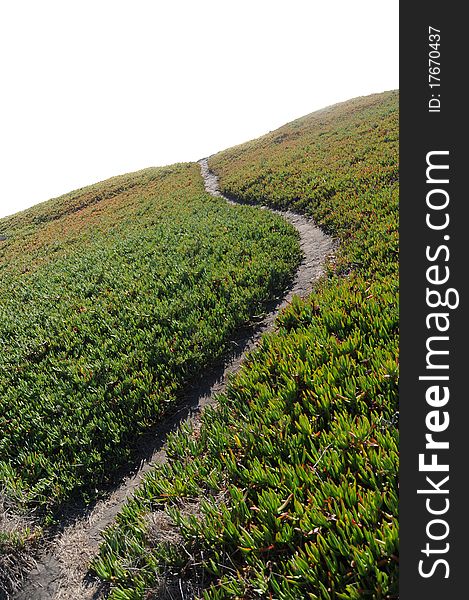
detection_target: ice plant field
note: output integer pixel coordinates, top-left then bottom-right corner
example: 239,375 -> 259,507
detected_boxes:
92,91 -> 399,599
0,163 -> 301,571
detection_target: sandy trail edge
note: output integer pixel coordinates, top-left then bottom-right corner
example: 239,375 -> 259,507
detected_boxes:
10,160 -> 335,600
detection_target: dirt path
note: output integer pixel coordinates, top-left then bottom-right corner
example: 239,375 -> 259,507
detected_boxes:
11,160 -> 335,600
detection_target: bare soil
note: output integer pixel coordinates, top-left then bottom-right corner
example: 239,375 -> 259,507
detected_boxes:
9,160 -> 335,600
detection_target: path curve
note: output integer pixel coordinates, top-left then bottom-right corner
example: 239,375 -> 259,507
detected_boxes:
11,160 -> 335,600
199,159 -> 335,302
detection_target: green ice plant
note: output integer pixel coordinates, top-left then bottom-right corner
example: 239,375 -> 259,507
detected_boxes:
93,91 -> 399,599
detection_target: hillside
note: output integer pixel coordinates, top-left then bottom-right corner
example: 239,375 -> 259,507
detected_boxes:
92,91 -> 399,599
0,163 -> 302,592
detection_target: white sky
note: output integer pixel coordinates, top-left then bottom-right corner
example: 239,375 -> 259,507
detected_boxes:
0,0 -> 398,219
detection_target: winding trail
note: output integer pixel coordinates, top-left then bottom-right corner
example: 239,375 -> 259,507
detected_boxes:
11,160 -> 335,600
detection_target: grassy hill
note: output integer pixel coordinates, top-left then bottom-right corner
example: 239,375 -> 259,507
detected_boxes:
92,91 -> 399,599
0,163 -> 301,575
